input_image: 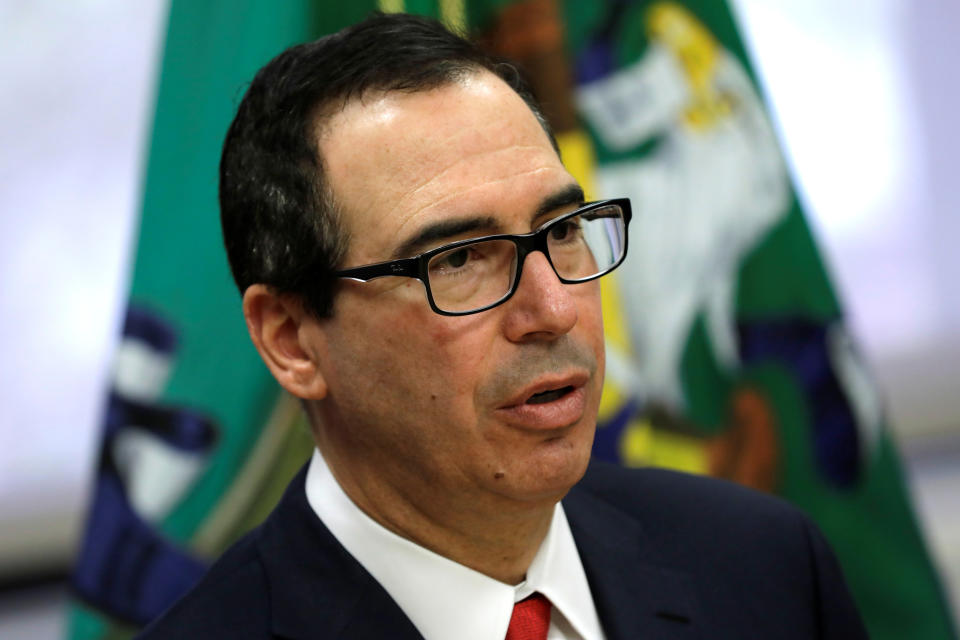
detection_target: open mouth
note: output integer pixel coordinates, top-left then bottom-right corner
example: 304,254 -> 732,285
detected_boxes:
526,386 -> 574,405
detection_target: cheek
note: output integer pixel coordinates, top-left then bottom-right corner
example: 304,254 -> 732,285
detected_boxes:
336,297 -> 493,407
578,282 -> 606,338
420,313 -> 499,401
578,284 -> 607,386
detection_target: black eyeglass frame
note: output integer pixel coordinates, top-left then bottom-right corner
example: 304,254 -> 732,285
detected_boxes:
333,198 -> 632,316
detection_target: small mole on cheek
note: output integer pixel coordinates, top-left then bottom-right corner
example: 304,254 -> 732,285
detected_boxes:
430,394 -> 437,401
493,472 -> 504,480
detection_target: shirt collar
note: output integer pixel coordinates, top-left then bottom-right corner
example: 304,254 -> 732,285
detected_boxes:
305,449 -> 604,640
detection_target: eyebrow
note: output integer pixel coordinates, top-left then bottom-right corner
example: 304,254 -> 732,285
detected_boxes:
532,184 -> 585,223
391,216 -> 499,259
392,183 -> 586,259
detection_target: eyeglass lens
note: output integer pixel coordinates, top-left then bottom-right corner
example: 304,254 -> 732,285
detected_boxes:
425,203 -> 626,313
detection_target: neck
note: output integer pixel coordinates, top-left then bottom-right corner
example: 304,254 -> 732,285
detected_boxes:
314,433 -> 556,585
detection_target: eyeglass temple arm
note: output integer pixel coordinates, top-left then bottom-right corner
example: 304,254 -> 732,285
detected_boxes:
334,257 -> 421,282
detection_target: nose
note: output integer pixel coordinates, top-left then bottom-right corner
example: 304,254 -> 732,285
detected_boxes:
501,250 -> 578,342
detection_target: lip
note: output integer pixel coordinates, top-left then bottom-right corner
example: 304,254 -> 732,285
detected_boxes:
494,371 -> 591,430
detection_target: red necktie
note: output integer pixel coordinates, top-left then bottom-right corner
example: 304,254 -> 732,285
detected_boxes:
505,593 -> 552,640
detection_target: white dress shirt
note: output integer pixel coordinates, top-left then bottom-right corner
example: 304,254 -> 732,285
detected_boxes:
305,449 -> 606,640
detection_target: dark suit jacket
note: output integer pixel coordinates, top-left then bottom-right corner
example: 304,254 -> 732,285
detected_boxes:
138,460 -> 868,639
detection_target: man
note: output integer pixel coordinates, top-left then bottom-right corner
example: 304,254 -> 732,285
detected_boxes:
140,12 -> 867,640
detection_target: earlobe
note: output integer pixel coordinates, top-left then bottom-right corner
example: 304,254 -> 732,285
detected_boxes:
242,285 -> 328,400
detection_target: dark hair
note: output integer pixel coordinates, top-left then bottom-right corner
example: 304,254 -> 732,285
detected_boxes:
219,12 -> 556,317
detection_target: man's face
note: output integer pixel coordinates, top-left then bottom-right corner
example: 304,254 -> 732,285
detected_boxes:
307,71 -> 605,514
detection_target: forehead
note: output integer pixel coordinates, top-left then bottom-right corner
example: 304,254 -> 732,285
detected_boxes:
317,71 -> 574,262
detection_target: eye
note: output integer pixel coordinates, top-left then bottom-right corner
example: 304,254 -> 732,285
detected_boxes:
549,217 -> 582,242
427,239 -> 514,285
429,245 -> 478,275
443,248 -> 469,269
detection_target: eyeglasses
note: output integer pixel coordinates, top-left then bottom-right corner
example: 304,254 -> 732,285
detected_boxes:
334,198 -> 631,316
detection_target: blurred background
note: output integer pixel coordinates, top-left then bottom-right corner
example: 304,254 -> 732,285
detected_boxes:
1,0 -> 957,637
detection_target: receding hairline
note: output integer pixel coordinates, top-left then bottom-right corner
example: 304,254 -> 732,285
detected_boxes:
311,65 -> 546,145
310,66 -> 561,203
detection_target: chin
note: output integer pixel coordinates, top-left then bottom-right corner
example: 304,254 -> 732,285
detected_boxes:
508,430 -> 594,503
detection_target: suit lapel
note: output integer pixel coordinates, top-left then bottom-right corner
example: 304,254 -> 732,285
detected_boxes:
563,483 -> 701,640
255,467 -> 424,640
253,465 -> 702,639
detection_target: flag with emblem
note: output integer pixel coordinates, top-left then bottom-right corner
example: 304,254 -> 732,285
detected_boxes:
471,1 -> 956,638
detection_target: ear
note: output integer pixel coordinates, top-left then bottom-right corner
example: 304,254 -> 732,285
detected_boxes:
242,284 -> 328,400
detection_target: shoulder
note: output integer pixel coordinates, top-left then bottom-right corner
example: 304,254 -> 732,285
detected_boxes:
576,458 -> 801,526
136,530 -> 272,639
568,460 -> 868,638
570,460 -> 824,585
